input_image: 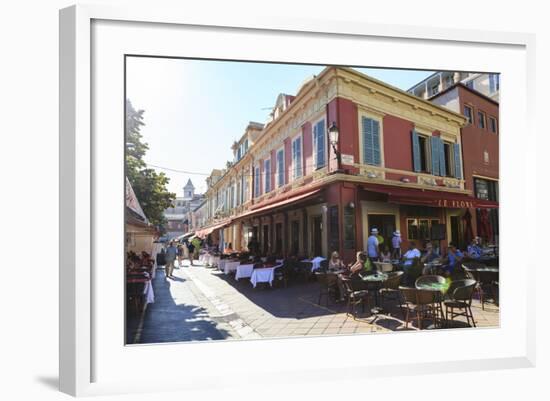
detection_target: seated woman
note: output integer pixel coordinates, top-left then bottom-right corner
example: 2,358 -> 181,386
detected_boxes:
336,251 -> 368,301
380,246 -> 392,263
328,251 -> 344,271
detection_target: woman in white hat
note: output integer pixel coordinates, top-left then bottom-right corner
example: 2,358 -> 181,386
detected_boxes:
391,230 -> 402,259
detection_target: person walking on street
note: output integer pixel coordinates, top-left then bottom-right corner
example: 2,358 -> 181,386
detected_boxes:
164,241 -> 177,278
186,239 -> 195,266
176,243 -> 184,268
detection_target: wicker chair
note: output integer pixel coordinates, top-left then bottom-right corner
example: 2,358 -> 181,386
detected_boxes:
296,261 -> 313,283
319,259 -> 329,272
315,271 -> 338,306
379,271 -> 404,304
444,279 -> 477,327
341,277 -> 370,319
399,286 -> 438,329
463,264 -> 498,310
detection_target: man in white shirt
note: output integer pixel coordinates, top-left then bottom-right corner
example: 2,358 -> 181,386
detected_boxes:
367,228 -> 379,262
402,241 -> 421,266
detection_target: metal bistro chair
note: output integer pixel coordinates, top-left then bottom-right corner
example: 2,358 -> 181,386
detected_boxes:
315,271 -> 338,306
463,264 -> 498,310
399,286 -> 438,330
415,275 -> 447,327
379,271 -> 404,305
341,277 -> 370,319
296,261 -> 313,283
444,279 -> 477,327
273,260 -> 289,288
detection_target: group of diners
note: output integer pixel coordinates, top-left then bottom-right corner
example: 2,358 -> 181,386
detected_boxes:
126,250 -> 156,314
364,227 -> 493,279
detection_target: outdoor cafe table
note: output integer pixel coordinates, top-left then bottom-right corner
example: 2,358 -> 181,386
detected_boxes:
250,264 -> 282,288
223,260 -> 240,275
235,263 -> 254,280
302,256 -> 326,272
361,273 -> 388,318
127,275 -> 155,304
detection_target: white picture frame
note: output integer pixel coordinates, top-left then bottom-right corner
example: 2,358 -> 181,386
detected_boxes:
59,4 -> 536,397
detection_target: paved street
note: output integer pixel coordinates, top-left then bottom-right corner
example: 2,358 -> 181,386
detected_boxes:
128,262 -> 500,344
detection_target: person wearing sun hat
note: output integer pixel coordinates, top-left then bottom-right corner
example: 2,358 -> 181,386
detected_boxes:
367,227 -> 380,263
391,230 -> 402,259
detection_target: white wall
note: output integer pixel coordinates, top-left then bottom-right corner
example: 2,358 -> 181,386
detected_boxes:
1,1 -> 548,400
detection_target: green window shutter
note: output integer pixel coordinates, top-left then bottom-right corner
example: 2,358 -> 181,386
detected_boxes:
362,117 -> 373,165
372,120 -> 381,165
412,129 -> 421,172
313,121 -> 325,168
439,138 -> 446,177
453,143 -> 463,179
363,117 -> 381,166
430,136 -> 440,175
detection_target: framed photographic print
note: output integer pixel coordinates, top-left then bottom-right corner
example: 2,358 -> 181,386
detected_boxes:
60,4 -> 536,397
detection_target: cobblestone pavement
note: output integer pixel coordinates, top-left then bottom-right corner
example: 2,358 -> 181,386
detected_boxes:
129,261 -> 500,344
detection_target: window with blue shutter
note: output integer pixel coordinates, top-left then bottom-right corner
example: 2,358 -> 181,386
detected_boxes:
362,117 -> 381,166
254,167 -> 260,197
412,130 -> 421,172
438,138 -> 446,177
264,159 -> 271,193
453,143 -> 463,179
292,136 -> 302,179
277,149 -> 284,187
430,136 -> 440,175
314,120 -> 326,168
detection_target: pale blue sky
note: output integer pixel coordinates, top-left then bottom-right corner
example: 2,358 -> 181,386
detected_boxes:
126,57 -> 434,195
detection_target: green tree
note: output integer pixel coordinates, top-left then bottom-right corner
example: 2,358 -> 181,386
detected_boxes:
126,99 -> 175,230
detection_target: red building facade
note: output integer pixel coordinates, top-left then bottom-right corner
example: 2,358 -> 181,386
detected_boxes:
198,67 -> 498,264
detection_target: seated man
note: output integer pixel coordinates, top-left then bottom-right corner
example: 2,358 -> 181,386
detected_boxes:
442,242 -> 464,276
402,241 -> 421,267
466,237 -> 482,260
421,242 -> 440,274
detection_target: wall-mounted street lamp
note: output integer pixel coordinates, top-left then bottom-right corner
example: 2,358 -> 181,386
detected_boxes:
328,121 -> 343,173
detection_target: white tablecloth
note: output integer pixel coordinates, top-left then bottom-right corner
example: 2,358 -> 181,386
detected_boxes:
235,264 -> 254,280
143,280 -> 154,304
302,257 -> 326,271
224,261 -> 240,275
250,264 -> 282,288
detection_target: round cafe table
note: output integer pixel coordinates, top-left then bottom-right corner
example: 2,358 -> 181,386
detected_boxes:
361,273 -> 388,321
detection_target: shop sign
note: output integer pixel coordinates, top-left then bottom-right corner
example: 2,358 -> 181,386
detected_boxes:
436,199 -> 475,208
341,154 -> 354,164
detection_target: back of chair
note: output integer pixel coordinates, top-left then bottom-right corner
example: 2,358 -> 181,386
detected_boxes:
320,259 -> 329,271
450,279 -> 477,301
383,271 -> 404,290
298,261 -> 313,271
399,286 -> 418,304
462,261 -> 486,270
416,289 -> 437,305
416,275 -> 446,287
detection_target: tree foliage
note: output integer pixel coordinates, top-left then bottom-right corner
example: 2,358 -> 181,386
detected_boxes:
126,99 -> 175,230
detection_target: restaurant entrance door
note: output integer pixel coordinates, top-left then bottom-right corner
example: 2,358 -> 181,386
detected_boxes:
367,214 -> 396,247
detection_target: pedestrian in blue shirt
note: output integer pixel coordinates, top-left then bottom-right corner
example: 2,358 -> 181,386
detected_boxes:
367,228 -> 379,263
